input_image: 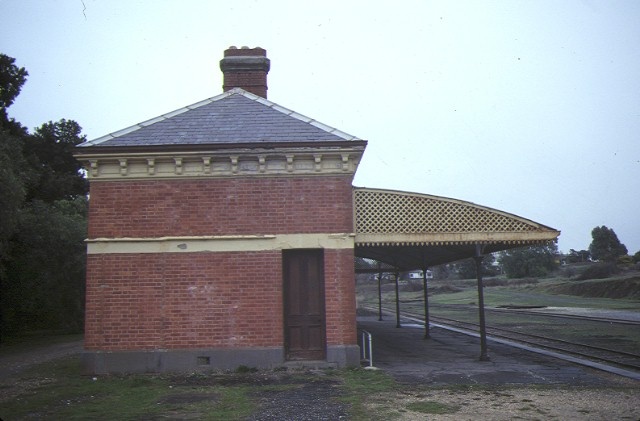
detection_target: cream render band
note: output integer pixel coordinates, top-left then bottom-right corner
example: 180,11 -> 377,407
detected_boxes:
86,233 -> 356,254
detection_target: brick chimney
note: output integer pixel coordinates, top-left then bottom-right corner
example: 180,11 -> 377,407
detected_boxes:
220,46 -> 270,98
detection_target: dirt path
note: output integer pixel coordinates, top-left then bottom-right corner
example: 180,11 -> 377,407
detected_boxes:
0,338 -> 83,379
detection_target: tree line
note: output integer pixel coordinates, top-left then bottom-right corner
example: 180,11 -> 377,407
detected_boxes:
359,223 -> 636,282
486,225 -> 636,279
1,54 -> 88,337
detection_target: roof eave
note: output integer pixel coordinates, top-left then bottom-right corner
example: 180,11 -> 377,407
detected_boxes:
354,230 -> 560,247
74,139 -> 368,157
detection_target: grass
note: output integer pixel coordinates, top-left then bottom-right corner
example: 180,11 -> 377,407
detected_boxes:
425,279 -> 640,309
5,356 -> 462,421
2,356 -> 403,420
358,274 -> 640,311
337,368 -> 399,420
4,357 -> 172,420
1,355 -> 258,420
405,400 -> 460,414
340,368 -> 397,395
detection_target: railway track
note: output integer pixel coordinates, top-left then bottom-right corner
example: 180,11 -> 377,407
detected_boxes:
367,305 -> 640,379
431,314 -> 640,372
480,306 -> 640,326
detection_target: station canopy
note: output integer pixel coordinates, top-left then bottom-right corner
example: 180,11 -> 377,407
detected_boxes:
353,188 -> 560,270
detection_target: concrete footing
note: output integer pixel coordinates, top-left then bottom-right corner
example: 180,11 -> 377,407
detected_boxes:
83,344 -> 360,374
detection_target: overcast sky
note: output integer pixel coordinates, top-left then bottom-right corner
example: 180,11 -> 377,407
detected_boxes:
2,1 -> 639,254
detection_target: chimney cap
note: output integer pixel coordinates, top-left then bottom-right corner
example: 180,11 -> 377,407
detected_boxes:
223,46 -> 267,57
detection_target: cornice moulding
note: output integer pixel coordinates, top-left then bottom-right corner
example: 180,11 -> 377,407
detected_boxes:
77,146 -> 365,180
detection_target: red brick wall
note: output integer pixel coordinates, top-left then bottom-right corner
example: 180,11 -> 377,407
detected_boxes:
88,176 -> 354,239
324,248 -> 357,346
223,71 -> 269,97
85,251 -> 283,351
85,175 -> 357,353
85,249 -> 356,351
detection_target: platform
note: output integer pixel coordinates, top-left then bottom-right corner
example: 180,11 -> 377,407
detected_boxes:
357,316 -> 631,386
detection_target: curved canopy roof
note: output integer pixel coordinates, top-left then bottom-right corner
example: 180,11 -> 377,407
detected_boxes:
354,188 -> 560,270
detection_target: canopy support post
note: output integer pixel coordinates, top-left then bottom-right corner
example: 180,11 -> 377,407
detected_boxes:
474,243 -> 490,361
422,264 -> 430,339
394,270 -> 401,328
377,262 -> 383,321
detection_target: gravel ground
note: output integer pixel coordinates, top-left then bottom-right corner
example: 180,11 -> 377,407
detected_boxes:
0,339 -> 83,379
244,374 -> 639,420
369,386 -> 640,420
247,378 -> 349,421
0,338 -> 84,404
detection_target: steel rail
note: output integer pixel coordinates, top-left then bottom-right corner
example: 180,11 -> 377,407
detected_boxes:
476,306 -> 640,326
397,301 -> 640,326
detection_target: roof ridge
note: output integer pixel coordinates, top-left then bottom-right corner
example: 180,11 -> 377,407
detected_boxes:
79,88 -> 359,147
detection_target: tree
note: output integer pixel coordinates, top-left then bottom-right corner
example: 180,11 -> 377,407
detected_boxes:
0,53 -> 88,336
23,119 -> 88,202
431,263 -> 452,280
498,243 -> 558,279
0,53 -> 29,132
3,198 -> 87,332
0,54 -> 30,273
566,249 -> 591,263
0,54 -> 31,264
0,130 -> 26,261
588,226 -> 627,263
455,253 -> 498,279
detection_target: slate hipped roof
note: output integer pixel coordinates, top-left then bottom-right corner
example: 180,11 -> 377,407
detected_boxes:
78,88 -> 362,148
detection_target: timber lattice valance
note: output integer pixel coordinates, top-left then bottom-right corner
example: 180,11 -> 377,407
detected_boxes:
353,187 -> 560,268
354,188 -> 546,235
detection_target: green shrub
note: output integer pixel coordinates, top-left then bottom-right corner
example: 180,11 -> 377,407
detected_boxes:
577,263 -> 617,280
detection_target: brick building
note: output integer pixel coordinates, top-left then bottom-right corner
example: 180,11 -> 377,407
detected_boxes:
76,47 -> 560,373
76,47 -> 366,373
